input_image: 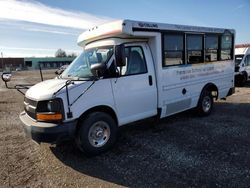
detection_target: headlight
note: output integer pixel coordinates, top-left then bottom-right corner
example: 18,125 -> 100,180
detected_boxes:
47,100 -> 61,112
47,101 -> 52,112
36,98 -> 64,122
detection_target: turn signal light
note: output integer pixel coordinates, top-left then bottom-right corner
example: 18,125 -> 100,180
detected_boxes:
37,113 -> 63,121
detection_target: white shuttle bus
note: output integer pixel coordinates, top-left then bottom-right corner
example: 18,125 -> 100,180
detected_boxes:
8,20 -> 235,155
235,44 -> 250,86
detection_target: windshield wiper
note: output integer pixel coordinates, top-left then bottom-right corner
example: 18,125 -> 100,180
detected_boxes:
77,77 -> 93,81
60,75 -> 92,81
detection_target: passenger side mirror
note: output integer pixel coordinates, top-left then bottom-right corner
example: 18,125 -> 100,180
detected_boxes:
115,44 -> 126,67
90,63 -> 107,78
1,72 -> 12,82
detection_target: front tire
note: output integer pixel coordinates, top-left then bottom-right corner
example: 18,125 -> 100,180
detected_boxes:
196,90 -> 214,116
76,112 -> 117,156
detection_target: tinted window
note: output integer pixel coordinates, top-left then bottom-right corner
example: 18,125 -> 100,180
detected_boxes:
206,35 -> 218,49
187,34 -> 203,64
220,33 -> 233,60
221,50 -> 232,60
163,34 -> 184,66
162,31 -> 234,67
205,35 -> 218,62
187,35 -> 202,50
164,35 -> 183,51
221,35 -> 232,49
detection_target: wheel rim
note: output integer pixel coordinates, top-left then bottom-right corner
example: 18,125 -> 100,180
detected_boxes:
88,121 -> 111,148
202,96 -> 211,112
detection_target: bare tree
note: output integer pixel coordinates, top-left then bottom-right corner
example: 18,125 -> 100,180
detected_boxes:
55,49 -> 67,57
67,52 -> 77,58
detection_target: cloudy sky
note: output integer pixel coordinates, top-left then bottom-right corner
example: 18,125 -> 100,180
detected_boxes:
0,0 -> 249,57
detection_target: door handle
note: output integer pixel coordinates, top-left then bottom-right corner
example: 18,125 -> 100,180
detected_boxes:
148,75 -> 153,86
182,88 -> 187,95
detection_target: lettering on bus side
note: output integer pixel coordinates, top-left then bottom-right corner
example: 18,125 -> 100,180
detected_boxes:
175,64 -> 226,80
138,22 -> 158,28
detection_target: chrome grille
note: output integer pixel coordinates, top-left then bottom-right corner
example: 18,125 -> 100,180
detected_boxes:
24,97 -> 37,107
24,97 -> 37,119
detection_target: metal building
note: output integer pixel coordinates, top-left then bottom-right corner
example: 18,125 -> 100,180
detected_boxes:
24,57 -> 75,70
0,57 -> 75,71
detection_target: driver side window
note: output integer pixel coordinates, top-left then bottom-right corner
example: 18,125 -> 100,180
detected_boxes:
119,46 -> 147,76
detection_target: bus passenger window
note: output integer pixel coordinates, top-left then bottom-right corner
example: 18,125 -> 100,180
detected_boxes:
220,33 -> 233,60
187,35 -> 203,64
163,34 -> 184,66
205,35 -> 218,62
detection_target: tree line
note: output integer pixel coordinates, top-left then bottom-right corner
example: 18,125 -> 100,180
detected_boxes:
55,49 -> 77,58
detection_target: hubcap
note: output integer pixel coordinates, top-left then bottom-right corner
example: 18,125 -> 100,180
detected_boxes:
88,121 -> 110,148
202,96 -> 211,112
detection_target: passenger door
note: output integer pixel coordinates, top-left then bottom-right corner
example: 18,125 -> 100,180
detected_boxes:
111,43 -> 157,125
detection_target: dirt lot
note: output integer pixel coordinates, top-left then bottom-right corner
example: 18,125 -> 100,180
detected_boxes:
1,70 -> 250,187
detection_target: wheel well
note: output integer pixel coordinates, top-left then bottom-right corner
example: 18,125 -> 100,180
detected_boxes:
201,83 -> 219,100
75,105 -> 118,134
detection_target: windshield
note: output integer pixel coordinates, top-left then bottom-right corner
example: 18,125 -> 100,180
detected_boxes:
61,46 -> 113,80
235,55 -> 244,66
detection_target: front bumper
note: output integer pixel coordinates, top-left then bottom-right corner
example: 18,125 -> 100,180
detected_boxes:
20,111 -> 77,144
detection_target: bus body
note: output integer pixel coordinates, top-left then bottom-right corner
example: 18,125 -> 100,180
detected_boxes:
19,20 -> 235,155
235,45 -> 250,86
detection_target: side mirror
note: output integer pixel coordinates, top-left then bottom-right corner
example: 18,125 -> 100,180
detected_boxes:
115,44 -> 126,67
55,65 -> 68,75
55,69 -> 64,75
90,63 -> 107,78
1,72 -> 12,82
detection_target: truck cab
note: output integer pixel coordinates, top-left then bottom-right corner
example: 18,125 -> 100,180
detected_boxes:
20,37 -> 158,156
235,46 -> 250,86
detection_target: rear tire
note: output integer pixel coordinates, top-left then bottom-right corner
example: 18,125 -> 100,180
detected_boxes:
76,112 -> 117,156
196,90 -> 214,116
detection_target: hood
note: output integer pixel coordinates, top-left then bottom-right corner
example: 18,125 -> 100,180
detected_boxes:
235,48 -> 248,55
25,79 -> 83,101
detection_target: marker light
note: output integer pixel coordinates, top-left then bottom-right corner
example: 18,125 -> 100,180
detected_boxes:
36,113 -> 63,121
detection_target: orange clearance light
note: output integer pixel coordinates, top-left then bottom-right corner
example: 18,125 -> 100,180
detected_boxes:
37,113 -> 63,121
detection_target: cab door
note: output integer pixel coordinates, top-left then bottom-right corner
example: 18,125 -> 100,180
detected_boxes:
111,43 -> 157,125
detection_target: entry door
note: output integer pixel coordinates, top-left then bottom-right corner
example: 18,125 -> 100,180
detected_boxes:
111,44 -> 157,125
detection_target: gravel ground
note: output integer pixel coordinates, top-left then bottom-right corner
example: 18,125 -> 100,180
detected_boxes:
0,70 -> 250,187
